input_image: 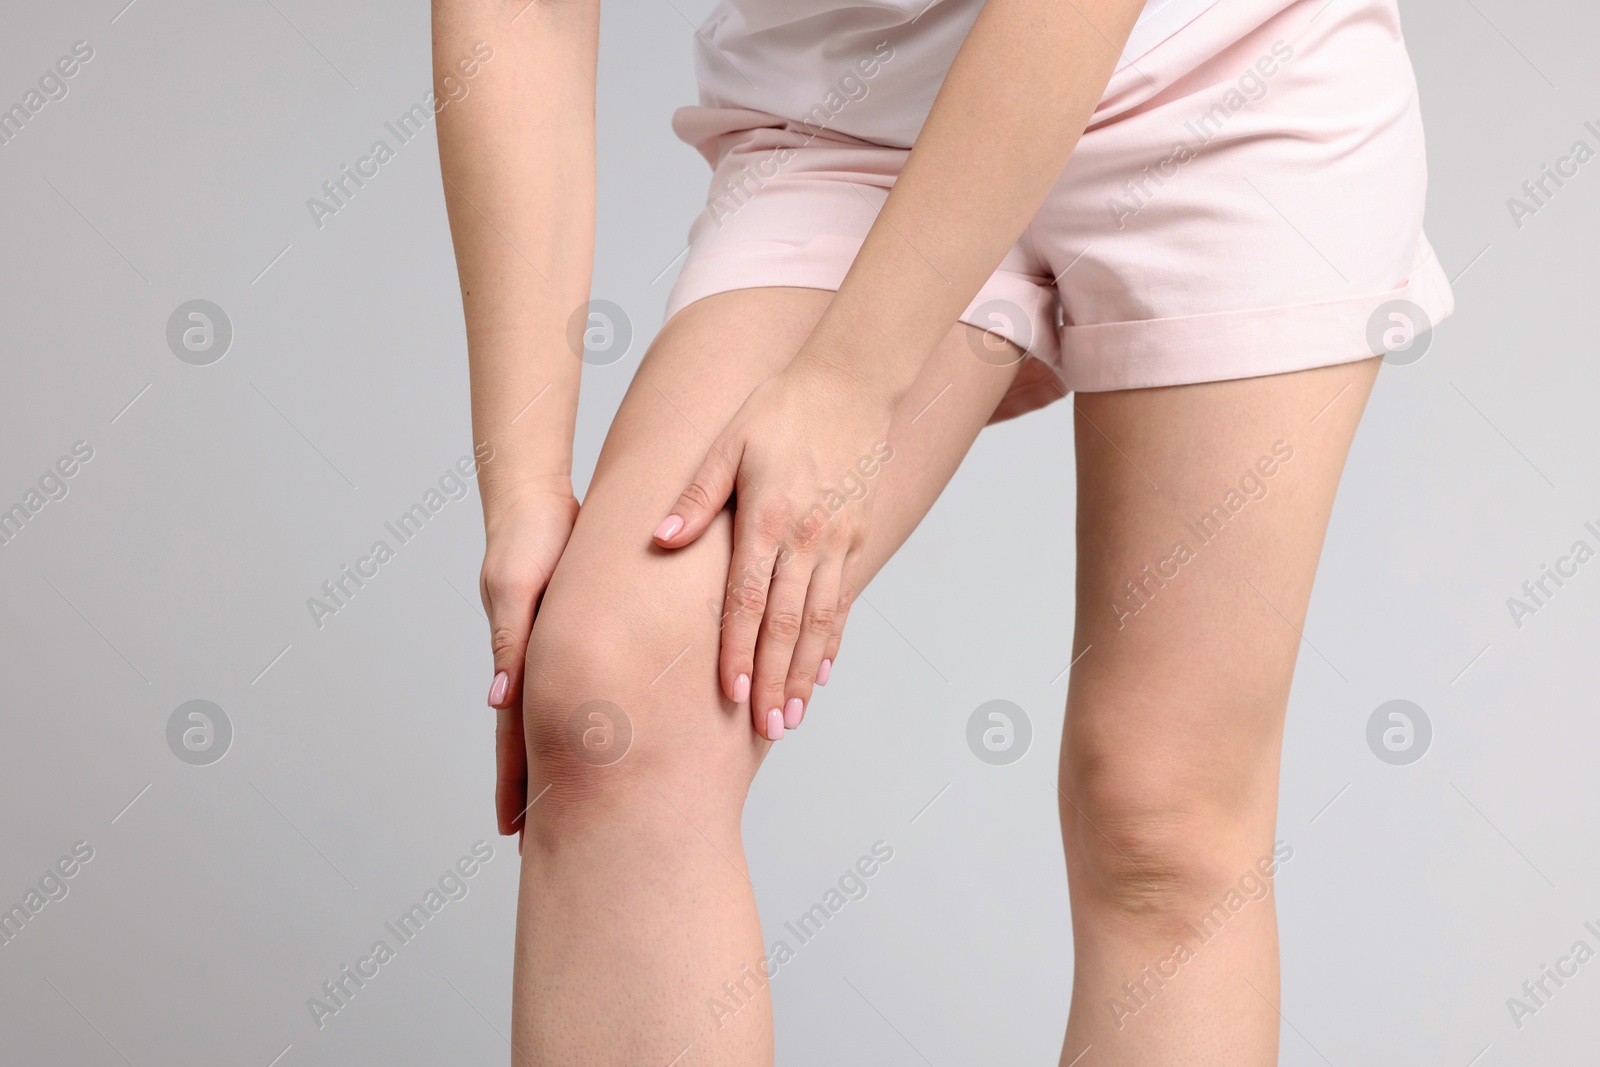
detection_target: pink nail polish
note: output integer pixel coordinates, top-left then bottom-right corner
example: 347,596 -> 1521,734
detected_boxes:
488,670 -> 508,706
766,707 -> 784,741
816,658 -> 832,685
783,697 -> 804,730
733,674 -> 750,703
653,514 -> 684,541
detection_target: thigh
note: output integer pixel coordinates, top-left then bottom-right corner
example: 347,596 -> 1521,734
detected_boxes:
1062,357 -> 1381,835
525,286 -> 1026,811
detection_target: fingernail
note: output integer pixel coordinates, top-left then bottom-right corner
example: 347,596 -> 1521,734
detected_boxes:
765,707 -> 784,741
783,697 -> 804,730
488,670 -> 509,706
733,673 -> 750,703
816,658 -> 832,685
653,514 -> 684,541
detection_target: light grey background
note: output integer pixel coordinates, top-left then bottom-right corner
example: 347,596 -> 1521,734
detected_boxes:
1,1 -> 1596,1064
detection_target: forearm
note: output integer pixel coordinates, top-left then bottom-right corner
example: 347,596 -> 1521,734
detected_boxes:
794,0 -> 1146,401
433,0 -> 599,513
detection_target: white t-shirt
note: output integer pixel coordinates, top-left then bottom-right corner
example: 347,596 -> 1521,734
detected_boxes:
691,0 -> 1221,148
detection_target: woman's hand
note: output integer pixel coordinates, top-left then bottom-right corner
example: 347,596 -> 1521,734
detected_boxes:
653,362 -> 897,741
481,489 -> 580,839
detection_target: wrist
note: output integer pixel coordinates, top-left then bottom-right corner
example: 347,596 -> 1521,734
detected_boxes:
481,474 -> 577,529
784,345 -> 905,418
472,427 -> 576,518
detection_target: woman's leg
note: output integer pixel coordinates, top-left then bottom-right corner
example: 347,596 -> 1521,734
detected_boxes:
1058,357 -> 1382,1065
508,286 -> 1025,1066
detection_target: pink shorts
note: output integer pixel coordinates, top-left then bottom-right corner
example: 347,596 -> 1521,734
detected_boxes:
664,0 -> 1455,418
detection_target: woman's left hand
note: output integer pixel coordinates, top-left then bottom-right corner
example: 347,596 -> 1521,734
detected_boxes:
652,361 -> 897,741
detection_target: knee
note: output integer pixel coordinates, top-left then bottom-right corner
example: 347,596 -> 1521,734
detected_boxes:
516,586 -> 745,838
1062,746 -> 1270,926
517,582 -> 673,801
520,614 -> 639,801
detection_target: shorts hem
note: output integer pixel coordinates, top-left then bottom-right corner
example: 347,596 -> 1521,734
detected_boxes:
665,235 -> 1063,371
1059,235 -> 1456,393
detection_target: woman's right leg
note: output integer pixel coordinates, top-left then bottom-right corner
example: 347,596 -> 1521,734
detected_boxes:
508,286 -> 1025,1066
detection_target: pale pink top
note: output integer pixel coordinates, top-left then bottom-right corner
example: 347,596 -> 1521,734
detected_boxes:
691,0 -> 1223,148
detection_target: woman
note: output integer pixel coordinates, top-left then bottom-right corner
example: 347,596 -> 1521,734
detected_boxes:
433,0 -> 1452,1062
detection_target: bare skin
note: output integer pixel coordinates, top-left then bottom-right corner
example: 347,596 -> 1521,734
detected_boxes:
1060,355 -> 1380,1063
510,286 -> 1024,1065
505,282 -> 1380,1065
431,0 -> 1383,1062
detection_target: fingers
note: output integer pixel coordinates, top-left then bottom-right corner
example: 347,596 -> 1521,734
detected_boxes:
725,511 -> 860,739
719,514 -> 778,711
751,550 -> 813,739
482,568 -> 542,712
783,562 -> 840,728
818,569 -> 860,688
655,441 -> 741,548
494,703 -> 527,837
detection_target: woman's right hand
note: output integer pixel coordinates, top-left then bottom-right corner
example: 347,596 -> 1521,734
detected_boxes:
480,489 -> 580,841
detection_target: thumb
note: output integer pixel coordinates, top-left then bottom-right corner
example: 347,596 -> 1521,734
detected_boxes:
483,569 -> 541,710
654,442 -> 739,548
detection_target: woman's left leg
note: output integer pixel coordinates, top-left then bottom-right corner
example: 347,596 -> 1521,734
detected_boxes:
1056,356 -> 1383,1065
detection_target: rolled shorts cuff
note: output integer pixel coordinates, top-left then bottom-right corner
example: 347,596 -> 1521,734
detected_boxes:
1058,235 -> 1456,393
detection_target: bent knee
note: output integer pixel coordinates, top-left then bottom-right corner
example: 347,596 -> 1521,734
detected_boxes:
519,607 -> 664,794
517,585 -> 755,835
